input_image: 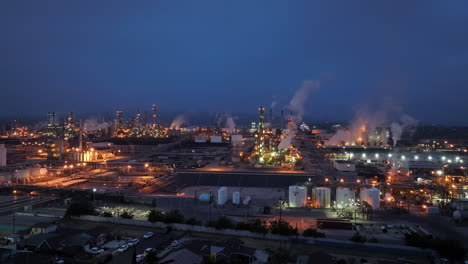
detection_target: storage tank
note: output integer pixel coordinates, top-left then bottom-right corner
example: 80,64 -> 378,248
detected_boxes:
30,167 -> 41,177
40,168 -> 47,176
288,185 -> 307,208
0,144 -> 6,167
335,187 -> 355,208
232,191 -> 240,205
198,193 -> 211,202
312,187 -> 331,208
243,196 -> 251,205
14,169 -> 31,180
360,187 -> 380,209
217,187 -> 228,205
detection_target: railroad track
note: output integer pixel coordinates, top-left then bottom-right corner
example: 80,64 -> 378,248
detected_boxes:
0,196 -> 58,215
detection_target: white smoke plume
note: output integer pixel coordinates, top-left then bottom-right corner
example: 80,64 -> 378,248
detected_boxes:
170,115 -> 186,129
286,80 -> 321,123
271,96 -> 277,109
278,120 -> 297,150
327,101 -> 418,146
83,118 -> 110,132
224,117 -> 236,133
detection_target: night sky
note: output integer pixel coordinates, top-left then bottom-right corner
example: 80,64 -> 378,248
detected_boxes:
1,1 -> 468,125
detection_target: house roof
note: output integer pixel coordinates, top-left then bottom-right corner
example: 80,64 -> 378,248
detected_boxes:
160,248 -> 202,264
183,239 -> 255,259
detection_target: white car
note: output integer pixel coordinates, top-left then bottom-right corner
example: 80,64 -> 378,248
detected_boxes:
117,244 -> 129,253
144,248 -> 155,255
90,247 -> 104,255
127,238 -> 139,246
170,240 -> 182,248
143,232 -> 154,239
136,254 -> 146,263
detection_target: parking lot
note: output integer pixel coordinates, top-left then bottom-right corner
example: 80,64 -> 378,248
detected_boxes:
106,231 -> 177,264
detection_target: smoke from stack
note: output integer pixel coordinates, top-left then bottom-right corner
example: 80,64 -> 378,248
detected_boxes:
170,115 -> 186,129
83,118 -> 110,132
327,101 -> 418,146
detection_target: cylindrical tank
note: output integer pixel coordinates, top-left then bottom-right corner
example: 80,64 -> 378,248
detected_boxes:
40,168 -> 47,176
199,193 -> 210,202
14,169 -> 31,179
217,187 -> 227,205
243,196 -> 251,205
360,187 -> 380,209
289,185 -> 307,208
30,167 -> 41,177
312,187 -> 331,208
335,187 -> 355,208
232,191 -> 240,205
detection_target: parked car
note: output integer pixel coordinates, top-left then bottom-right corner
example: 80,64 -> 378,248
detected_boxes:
143,232 -> 154,239
144,248 -> 155,255
90,247 -> 104,255
127,238 -> 139,246
117,244 -> 129,253
170,240 -> 182,248
136,254 -> 146,263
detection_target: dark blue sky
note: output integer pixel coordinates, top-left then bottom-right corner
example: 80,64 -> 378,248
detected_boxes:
1,1 -> 468,125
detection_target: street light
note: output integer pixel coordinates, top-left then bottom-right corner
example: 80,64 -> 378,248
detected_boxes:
93,188 -> 96,201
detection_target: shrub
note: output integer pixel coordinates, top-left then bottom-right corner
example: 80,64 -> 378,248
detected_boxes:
65,201 -> 96,216
368,237 -> 379,243
163,210 -> 184,224
148,209 -> 165,223
185,218 -> 202,225
350,232 -> 367,243
120,211 -> 134,219
302,228 -> 326,238
207,216 -> 235,230
101,211 -> 113,217
269,219 -> 298,236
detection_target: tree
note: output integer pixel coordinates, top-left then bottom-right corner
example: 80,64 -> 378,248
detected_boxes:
163,210 -> 184,223
269,219 -> 298,236
65,201 -> 96,216
268,248 -> 292,264
207,216 -> 235,230
302,228 -> 326,238
148,209 -> 165,223
185,218 -> 201,225
145,250 -> 159,264
120,211 -> 134,219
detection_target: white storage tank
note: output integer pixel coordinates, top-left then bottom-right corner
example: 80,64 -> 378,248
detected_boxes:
217,187 -> 228,205
360,187 -> 380,209
243,196 -> 251,205
199,193 -> 211,202
40,168 -> 48,176
14,169 -> 31,179
289,185 -> 307,208
232,191 -> 240,205
312,187 -> 331,208
335,187 -> 355,208
30,167 -> 41,177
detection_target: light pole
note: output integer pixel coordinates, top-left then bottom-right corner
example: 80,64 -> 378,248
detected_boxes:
93,188 -> 96,201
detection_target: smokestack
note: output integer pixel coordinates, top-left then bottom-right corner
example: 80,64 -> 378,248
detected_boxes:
269,108 -> 272,124
152,104 -> 157,127
79,120 -> 83,152
281,109 -> 284,128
